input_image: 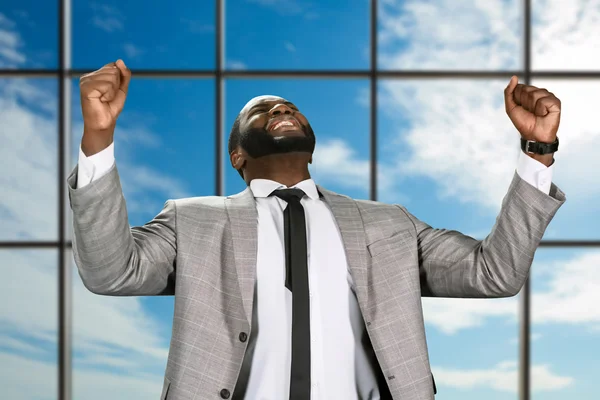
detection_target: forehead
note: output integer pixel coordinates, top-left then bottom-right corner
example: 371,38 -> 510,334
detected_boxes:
241,95 -> 293,113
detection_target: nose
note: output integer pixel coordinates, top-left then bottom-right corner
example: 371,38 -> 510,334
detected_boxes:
269,103 -> 294,117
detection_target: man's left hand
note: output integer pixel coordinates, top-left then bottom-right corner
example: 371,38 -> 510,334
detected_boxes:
504,76 -> 561,143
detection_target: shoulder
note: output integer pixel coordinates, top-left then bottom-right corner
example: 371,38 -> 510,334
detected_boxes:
169,195 -> 228,215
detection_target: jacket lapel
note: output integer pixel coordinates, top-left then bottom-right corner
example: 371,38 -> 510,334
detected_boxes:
224,184 -> 370,324
316,185 -> 370,307
225,187 -> 258,324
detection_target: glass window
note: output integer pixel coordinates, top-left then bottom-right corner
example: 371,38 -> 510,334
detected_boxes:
0,249 -> 58,399
424,294 -> 520,399
72,1 -> 215,70
532,0 -> 600,71
0,78 -> 58,241
530,248 -> 599,399
224,79 -> 370,198
378,0 -> 523,70
378,78 -> 523,239
225,0 -> 369,70
0,0 -> 58,68
70,250 -> 171,399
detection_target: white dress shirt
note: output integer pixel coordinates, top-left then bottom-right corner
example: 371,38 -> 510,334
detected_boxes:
76,142 -> 553,399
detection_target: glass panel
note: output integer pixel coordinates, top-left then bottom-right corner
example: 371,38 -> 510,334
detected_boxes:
0,249 -> 58,399
72,1 -> 215,70
531,248 -> 600,399
424,294 -> 520,399
0,1 -> 58,68
532,0 -> 600,70
225,0 -> 369,70
0,78 -> 58,241
68,78 -> 216,241
378,0 -> 523,70
378,78 -> 526,238
71,250 -> 173,399
224,79 -> 370,198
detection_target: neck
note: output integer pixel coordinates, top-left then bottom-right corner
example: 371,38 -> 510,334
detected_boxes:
244,152 -> 312,187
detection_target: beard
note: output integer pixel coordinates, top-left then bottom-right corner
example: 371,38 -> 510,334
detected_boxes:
238,123 -> 316,159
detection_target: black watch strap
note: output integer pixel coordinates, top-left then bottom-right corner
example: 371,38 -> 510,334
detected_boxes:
521,137 -> 559,155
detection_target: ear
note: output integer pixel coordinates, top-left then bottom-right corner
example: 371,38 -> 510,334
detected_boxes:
309,156 -> 312,164
231,150 -> 246,169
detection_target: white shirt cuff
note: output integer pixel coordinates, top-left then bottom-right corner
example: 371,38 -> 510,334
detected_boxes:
516,150 -> 554,195
76,142 -> 116,188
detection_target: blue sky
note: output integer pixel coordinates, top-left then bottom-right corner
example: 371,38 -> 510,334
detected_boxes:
1,0 -> 600,399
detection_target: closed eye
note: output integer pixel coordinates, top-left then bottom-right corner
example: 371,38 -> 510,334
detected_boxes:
250,108 -> 268,116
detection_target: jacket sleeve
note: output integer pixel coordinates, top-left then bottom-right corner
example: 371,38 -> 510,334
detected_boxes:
397,170 -> 566,298
67,161 -> 176,296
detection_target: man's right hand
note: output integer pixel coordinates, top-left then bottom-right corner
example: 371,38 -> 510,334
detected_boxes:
79,59 -> 131,156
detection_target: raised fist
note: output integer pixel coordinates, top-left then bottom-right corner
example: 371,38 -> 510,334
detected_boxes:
79,59 -> 131,135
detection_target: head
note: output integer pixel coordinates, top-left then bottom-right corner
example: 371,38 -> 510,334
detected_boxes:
228,95 -> 316,184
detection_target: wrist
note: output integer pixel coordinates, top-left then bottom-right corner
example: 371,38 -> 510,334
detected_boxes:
81,129 -> 114,157
520,136 -> 558,167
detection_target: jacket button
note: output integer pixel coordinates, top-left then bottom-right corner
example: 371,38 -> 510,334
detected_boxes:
239,332 -> 248,342
220,388 -> 230,399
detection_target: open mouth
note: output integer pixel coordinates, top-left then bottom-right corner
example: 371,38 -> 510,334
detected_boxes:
267,117 -> 301,132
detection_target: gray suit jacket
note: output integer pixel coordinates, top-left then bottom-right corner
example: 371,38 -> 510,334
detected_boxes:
67,161 -> 565,400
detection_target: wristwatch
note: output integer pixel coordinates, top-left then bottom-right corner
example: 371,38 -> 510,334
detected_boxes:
521,137 -> 559,155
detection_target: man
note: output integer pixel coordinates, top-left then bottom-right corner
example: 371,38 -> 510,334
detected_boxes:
68,59 -> 565,400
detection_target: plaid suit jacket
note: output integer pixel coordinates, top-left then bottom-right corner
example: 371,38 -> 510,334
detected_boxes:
67,161 -> 565,400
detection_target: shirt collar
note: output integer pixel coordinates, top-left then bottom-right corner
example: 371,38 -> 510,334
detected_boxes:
249,178 -> 320,200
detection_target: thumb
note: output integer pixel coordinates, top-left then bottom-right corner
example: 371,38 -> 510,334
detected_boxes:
504,75 -> 518,114
112,59 -> 131,110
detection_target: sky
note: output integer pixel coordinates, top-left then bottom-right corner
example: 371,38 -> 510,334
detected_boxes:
1,0 -> 599,399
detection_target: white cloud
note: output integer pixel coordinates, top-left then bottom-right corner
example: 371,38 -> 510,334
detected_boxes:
0,352 -> 162,400
532,0 -> 600,70
227,60 -> 248,70
123,43 -> 144,59
531,251 -> 600,330
378,0 -> 600,214
90,3 -> 125,33
422,295 -> 517,334
0,249 -> 168,398
0,13 -> 26,67
284,41 -> 296,52
0,79 -> 58,240
379,0 -> 521,70
433,360 -> 574,392
380,79 -> 520,210
311,138 -> 403,201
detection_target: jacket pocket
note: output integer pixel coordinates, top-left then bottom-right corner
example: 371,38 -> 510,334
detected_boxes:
160,377 -> 171,400
367,228 -> 415,258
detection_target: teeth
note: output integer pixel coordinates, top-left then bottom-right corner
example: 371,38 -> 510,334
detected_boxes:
272,120 -> 294,130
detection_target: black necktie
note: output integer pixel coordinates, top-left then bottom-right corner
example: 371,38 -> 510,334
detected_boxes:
270,188 -> 311,399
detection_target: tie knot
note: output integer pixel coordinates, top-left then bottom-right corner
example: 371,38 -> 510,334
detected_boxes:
270,188 -> 306,203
